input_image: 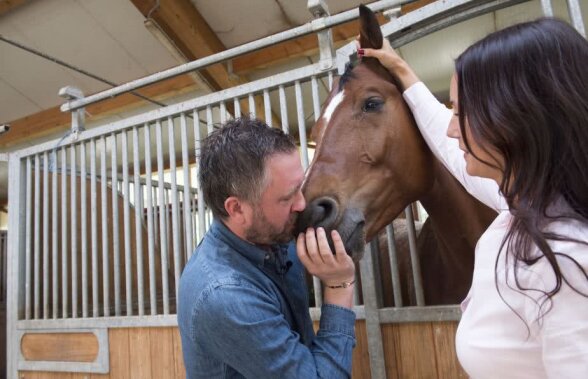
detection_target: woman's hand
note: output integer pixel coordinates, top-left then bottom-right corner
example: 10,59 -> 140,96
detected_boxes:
357,37 -> 420,91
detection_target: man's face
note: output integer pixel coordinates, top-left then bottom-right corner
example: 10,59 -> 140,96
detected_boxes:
244,151 -> 306,245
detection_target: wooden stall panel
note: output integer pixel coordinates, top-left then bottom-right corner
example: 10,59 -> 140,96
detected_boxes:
19,327 -> 184,379
432,322 -> 467,378
381,321 -> 465,379
21,332 -> 98,362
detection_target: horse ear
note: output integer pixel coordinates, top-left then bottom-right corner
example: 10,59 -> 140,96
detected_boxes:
359,4 -> 383,50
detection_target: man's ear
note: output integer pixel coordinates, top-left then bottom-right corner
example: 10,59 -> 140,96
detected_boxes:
224,196 -> 249,224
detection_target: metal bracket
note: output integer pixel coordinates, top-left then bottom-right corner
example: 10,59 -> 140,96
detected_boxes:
308,0 -> 335,71
383,6 -> 402,21
59,86 -> 86,140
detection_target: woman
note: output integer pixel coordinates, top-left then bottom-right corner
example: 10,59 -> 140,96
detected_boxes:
359,18 -> 588,378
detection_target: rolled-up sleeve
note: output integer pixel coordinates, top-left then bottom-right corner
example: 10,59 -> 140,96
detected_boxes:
192,282 -> 355,379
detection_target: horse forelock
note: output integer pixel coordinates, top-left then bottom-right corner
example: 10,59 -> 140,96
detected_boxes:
338,62 -> 356,92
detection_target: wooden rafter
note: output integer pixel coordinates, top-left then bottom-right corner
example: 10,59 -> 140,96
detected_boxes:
231,17 -> 389,76
0,74 -> 197,149
0,1 -> 428,149
130,0 -> 279,125
0,0 -> 28,17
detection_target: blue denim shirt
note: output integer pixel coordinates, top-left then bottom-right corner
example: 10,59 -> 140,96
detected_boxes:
178,220 -> 356,379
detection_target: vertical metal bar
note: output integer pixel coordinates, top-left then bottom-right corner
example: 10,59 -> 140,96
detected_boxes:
194,109 -> 206,245
278,85 -> 289,134
248,94 -> 256,118
296,79 -> 323,305
234,98 -> 241,118
328,71 -> 334,91
191,190 -> 197,243
359,243 -> 387,379
42,152 -> 49,318
51,151 -> 58,318
540,0 -> 553,16
25,157 -> 32,320
121,131 -> 133,316
220,101 -> 227,124
33,155 -> 41,319
405,206 -> 425,306
152,185 -> 159,247
168,117 -> 183,305
80,142 -> 88,318
111,133 -> 121,316
7,155 -> 27,378
263,89 -> 272,127
206,106 -> 214,135
386,224 -> 403,307
311,76 -> 321,122
101,136 -> 110,317
180,114 -> 193,259
164,188 -> 171,277
61,147 -> 68,317
567,0 -> 586,37
156,120 -> 170,314
132,126 -> 145,316
294,81 -> 309,169
90,140 -> 99,317
144,124 -> 157,315
70,146 -> 77,318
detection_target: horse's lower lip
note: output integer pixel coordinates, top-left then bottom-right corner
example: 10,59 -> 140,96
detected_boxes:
344,222 -> 365,255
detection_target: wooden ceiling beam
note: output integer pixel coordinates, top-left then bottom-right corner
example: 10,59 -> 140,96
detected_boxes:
231,14 -> 388,76
0,74 -> 197,149
130,0 -> 279,125
0,0 -> 28,17
1,1 -> 430,149
229,0 -> 436,77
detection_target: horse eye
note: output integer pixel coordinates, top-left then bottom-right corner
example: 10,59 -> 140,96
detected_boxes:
362,97 -> 383,112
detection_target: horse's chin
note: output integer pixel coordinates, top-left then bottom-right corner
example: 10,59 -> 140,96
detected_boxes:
293,207 -> 366,261
340,224 -> 366,262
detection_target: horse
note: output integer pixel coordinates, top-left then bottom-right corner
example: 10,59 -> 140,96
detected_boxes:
295,5 -> 497,305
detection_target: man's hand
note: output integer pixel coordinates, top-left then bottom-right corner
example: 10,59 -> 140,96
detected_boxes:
297,228 -> 356,308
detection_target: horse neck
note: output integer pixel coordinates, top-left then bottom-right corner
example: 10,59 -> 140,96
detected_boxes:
418,160 -> 496,266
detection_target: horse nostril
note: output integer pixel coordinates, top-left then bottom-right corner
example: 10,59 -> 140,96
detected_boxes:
309,196 -> 339,227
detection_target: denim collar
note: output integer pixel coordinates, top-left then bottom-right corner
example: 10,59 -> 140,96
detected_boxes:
209,219 -> 289,268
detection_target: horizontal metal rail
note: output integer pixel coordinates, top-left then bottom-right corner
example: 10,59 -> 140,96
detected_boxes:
60,0 -> 408,113
15,304 -> 461,330
17,63 -> 332,159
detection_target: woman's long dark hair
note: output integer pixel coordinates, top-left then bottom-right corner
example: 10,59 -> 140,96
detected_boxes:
455,18 -> 588,321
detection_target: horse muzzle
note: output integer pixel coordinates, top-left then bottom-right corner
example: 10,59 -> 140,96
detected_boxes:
294,196 -> 366,261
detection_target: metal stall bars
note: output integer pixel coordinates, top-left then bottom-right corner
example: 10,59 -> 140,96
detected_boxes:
6,2 -> 404,375
7,0 -> 587,377
0,153 -> 7,308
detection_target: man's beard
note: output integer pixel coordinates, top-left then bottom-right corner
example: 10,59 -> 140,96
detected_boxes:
244,207 -> 298,245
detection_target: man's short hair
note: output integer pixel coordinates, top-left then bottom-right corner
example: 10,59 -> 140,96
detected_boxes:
198,116 -> 297,220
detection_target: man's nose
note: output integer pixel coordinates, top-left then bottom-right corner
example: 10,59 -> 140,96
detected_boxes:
292,191 -> 306,212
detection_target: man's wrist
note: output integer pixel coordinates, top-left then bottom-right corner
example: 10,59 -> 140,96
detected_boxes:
324,278 -> 356,289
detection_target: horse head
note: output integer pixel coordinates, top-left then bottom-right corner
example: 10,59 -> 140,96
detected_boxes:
296,5 -> 434,261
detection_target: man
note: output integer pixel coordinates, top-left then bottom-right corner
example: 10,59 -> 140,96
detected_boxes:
178,117 -> 357,378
